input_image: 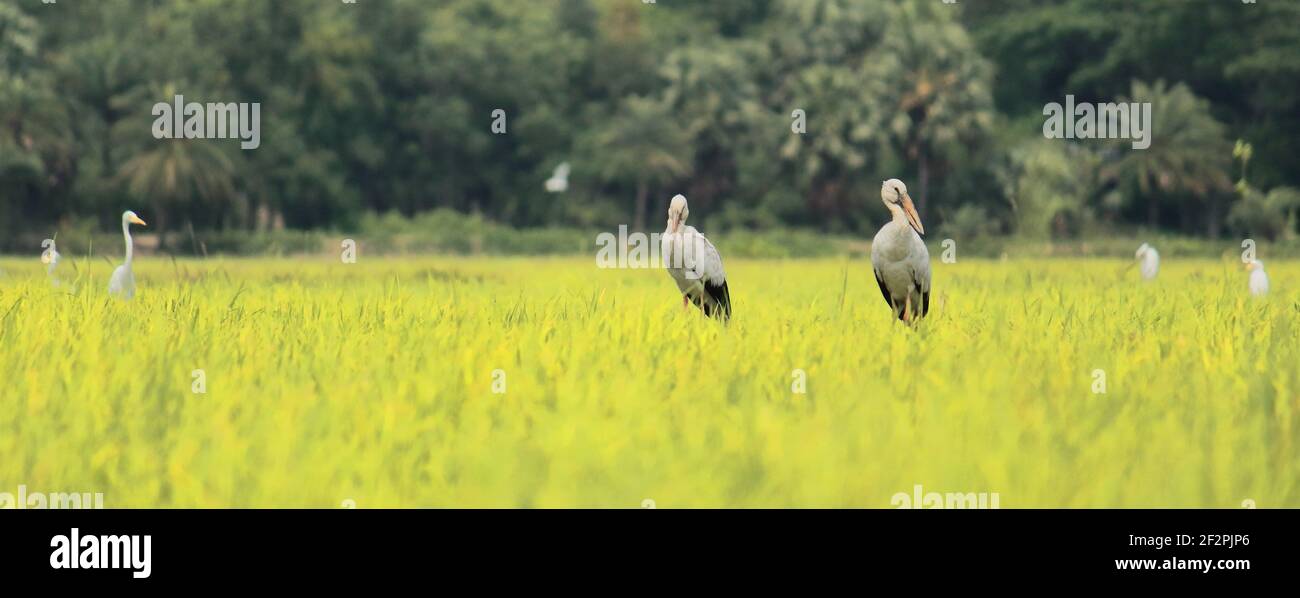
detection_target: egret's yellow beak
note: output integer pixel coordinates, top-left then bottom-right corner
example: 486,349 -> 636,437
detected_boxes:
901,192 -> 924,235
130,215 -> 147,226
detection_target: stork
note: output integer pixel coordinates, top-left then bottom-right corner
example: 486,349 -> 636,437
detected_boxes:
870,179 -> 931,322
661,194 -> 731,320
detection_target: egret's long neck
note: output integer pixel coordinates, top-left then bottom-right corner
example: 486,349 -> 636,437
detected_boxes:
123,220 -> 134,265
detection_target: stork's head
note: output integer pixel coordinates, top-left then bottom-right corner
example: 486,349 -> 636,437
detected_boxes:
667,194 -> 689,233
122,210 -> 146,227
1136,243 -> 1151,260
1246,259 -> 1264,272
881,179 -> 923,235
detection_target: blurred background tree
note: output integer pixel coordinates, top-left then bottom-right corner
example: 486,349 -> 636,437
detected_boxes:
581,95 -> 693,233
863,0 -> 994,220
2,0 -> 1298,253
1100,80 -> 1232,236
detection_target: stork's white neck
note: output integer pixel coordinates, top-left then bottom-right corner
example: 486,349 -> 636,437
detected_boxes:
887,203 -> 908,226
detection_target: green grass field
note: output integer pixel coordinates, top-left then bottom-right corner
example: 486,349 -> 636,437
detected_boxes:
1,255 -> 1296,507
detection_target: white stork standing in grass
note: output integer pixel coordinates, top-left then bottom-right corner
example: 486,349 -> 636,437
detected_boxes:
1247,259 -> 1269,296
871,179 -> 931,323
661,194 -> 731,319
1135,242 -> 1159,281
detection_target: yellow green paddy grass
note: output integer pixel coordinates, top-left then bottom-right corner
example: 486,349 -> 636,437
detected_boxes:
0,256 -> 1296,507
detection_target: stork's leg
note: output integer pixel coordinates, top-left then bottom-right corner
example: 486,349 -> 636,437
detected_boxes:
903,288 -> 913,324
682,295 -> 689,310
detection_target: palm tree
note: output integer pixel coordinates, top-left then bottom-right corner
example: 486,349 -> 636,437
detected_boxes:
766,0 -> 890,229
57,36 -> 142,180
863,0 -> 995,219
659,41 -> 764,206
0,4 -> 74,236
114,84 -> 238,247
1102,80 -> 1232,231
584,95 -> 693,232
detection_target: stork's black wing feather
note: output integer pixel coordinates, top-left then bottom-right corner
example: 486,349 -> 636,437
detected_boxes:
875,270 -> 907,321
912,269 -> 930,319
703,279 -> 732,320
873,269 -> 893,308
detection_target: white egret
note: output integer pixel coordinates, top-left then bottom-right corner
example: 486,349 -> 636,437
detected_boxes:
661,194 -> 731,319
1135,242 -> 1159,281
545,162 -> 570,193
1246,259 -> 1269,296
871,179 -> 931,322
108,210 -> 147,300
42,236 -> 61,277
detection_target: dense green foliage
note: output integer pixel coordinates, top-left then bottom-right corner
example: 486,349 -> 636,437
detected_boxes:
2,0 -> 1298,252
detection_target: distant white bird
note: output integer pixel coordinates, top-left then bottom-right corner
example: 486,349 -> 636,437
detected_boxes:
1247,259 -> 1269,296
871,179 -> 931,322
661,194 -> 731,319
1135,242 -> 1159,280
41,237 -> 61,277
544,162 -> 570,193
108,210 -> 147,300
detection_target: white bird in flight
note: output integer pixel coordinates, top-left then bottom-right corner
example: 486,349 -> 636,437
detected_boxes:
544,162 -> 570,193
1246,259 -> 1269,296
1135,242 -> 1159,280
661,194 -> 731,319
871,179 -> 931,322
108,210 -> 147,300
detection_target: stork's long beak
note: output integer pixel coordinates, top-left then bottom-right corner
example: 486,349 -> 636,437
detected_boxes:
130,215 -> 147,226
901,192 -> 924,235
669,214 -> 681,233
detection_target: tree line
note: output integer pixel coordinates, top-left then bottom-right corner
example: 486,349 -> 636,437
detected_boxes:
2,0 -> 1298,251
